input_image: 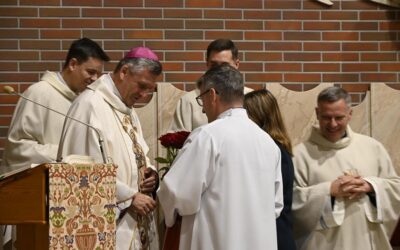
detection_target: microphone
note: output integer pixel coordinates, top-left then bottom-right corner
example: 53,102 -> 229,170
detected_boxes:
3,85 -> 109,164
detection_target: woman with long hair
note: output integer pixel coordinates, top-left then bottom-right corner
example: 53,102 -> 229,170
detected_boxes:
244,89 -> 296,250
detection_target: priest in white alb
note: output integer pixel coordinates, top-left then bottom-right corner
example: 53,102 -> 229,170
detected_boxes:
158,64 -> 283,250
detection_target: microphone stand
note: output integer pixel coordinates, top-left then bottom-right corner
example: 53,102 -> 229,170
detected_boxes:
3,86 -> 108,164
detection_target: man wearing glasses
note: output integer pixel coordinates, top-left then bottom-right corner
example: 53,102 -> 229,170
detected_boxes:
158,64 -> 283,250
60,47 -> 162,250
170,38 -> 252,131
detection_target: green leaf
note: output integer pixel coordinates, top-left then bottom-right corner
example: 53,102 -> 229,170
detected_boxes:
155,157 -> 170,164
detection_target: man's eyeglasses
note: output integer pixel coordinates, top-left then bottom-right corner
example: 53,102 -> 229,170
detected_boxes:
195,89 -> 211,106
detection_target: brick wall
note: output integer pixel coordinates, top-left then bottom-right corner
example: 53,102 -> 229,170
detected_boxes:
1,0 -> 400,161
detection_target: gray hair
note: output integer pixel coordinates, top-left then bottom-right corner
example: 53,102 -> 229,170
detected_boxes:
196,63 -> 244,103
318,86 -> 351,106
114,57 -> 162,76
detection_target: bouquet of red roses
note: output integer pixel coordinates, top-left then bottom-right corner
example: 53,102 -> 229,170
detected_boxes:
155,131 -> 190,180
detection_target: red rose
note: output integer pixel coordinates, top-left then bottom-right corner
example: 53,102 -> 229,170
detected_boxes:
159,131 -> 190,149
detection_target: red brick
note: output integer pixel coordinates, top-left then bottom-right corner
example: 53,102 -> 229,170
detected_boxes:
237,62 -> 263,72
280,84 -> 303,91
322,11 -> 358,20
323,53 -> 359,61
304,42 -> 340,51
185,41 -> 210,50
0,7 -> 37,17
266,42 -> 302,51
186,20 -> 223,30
20,18 -> 60,28
245,84 -> 264,91
0,29 -> 38,39
265,0 -> 301,9
63,0 -> 101,6
19,40 -> 60,50
0,18 -> 18,27
162,62 -> 184,71
166,30 -> 203,40
0,40 -> 18,49
303,0 -> 340,10
283,11 -> 319,20
20,0 -> 59,5
342,63 -> 377,72
246,52 -> 282,61
361,73 -> 397,82
0,106 -> 14,116
285,73 -> 321,82
63,19 -> 102,28
0,51 -> 39,60
246,73 -> 282,82
204,10 -> 242,19
323,73 -> 359,82
361,53 -> 397,61
244,10 -> 281,20
0,62 -> 17,71
20,62 -> 60,72
342,22 -> 378,31
124,9 -> 162,18
342,42 -> 378,51
304,63 -> 340,72
0,83 -> 19,94
40,8 -> 79,17
265,63 -> 301,72
0,117 -> 12,126
165,52 -> 204,61
266,21 -> 301,30
225,0 -> 262,8
226,21 -> 263,30
0,73 -> 38,82
386,84 -> 400,90
285,32 -> 320,41
304,22 -> 340,30
360,11 -> 395,20
186,0 -> 222,8
0,0 -> 17,5
82,8 -> 121,17
83,30 -> 122,39
245,31 -> 282,40
341,1 -> 377,10
205,31 -> 243,40
164,9 -> 202,18
41,29 -> 80,39
41,51 -> 68,60
341,84 -> 370,92
380,42 -> 400,51
145,0 -> 183,7
236,41 -> 264,50
165,73 -> 202,82
145,41 -> 184,50
323,32 -> 359,41
380,21 -> 400,30
102,40 -> 142,50
104,0 -> 142,7
185,63 -> 206,71
284,53 -> 321,61
381,63 -> 400,71
125,30 -> 163,39
146,19 -> 183,29
361,32 -> 394,41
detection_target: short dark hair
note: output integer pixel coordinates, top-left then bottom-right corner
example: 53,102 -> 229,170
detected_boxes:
206,39 -> 238,61
197,63 -> 243,104
63,38 -> 110,69
318,86 -> 352,106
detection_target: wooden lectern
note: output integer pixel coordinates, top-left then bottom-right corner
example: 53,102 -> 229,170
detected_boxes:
0,165 -> 48,249
0,162 -> 117,249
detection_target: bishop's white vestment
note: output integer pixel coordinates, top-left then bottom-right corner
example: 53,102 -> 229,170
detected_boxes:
158,108 -> 283,250
60,74 -> 158,250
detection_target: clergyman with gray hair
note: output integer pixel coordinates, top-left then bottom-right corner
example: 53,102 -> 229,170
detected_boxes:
292,86 -> 400,250
158,63 -> 283,250
60,47 -> 162,250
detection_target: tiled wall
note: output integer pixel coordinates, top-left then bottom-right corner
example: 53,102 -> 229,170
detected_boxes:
1,0 -> 400,163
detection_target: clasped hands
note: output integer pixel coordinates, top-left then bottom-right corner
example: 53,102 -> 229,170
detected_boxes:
130,168 -> 159,216
330,173 -> 374,200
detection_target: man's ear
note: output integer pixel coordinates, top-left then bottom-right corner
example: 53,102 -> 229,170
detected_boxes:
234,59 -> 240,69
68,58 -> 78,71
119,65 -> 129,79
210,88 -> 218,103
